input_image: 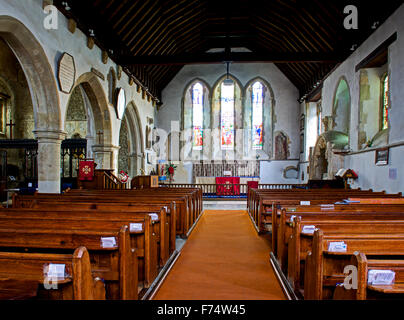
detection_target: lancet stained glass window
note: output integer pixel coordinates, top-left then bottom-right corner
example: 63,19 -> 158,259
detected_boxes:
192,83 -> 203,150
252,82 -> 264,150
382,74 -> 389,130
221,82 -> 235,150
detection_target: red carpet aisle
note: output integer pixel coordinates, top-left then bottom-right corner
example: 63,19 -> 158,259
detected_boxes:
153,210 -> 286,300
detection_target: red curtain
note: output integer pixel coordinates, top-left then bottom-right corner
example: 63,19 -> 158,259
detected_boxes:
216,177 -> 240,196
79,161 -> 95,181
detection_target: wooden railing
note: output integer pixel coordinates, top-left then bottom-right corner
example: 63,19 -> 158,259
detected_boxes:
160,183 -> 306,196
103,171 -> 130,190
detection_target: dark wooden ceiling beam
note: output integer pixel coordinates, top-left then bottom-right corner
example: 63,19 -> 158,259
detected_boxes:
119,51 -> 342,66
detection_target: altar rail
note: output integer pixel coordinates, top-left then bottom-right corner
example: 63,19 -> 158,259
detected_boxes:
159,183 -> 306,197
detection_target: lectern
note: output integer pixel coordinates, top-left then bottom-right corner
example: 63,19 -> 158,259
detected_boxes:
131,175 -> 159,189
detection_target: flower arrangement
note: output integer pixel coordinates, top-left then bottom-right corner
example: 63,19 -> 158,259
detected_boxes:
119,170 -> 129,183
165,163 -> 177,183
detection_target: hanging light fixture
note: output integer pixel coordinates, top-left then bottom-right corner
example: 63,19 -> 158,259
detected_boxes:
223,61 -> 233,86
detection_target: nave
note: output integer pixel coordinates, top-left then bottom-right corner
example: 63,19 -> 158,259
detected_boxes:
152,210 -> 285,300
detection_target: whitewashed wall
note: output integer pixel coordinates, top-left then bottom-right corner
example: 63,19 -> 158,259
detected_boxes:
156,63 -> 300,183
315,4 -> 404,194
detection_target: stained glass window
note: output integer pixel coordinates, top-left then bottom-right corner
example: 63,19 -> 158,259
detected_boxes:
221,82 -> 235,150
382,74 -> 389,130
252,82 -> 264,150
192,83 -> 203,150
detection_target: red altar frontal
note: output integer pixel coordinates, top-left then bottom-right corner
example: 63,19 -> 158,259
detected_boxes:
215,177 -> 240,196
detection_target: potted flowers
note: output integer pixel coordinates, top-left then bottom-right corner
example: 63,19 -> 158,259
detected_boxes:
165,163 -> 177,183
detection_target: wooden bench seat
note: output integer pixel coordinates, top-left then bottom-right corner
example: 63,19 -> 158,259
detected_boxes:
0,209 -> 158,291
274,205 -> 404,259
304,229 -> 404,300
14,192 -> 195,238
249,189 -> 403,234
0,222 -> 137,300
333,251 -> 404,300
0,246 -> 105,300
17,202 -> 172,268
287,217 -> 404,293
27,198 -> 177,256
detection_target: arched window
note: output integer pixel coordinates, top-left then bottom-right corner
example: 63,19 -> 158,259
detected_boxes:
252,81 -> 264,150
220,81 -> 235,150
381,74 -> 389,130
192,82 -> 203,150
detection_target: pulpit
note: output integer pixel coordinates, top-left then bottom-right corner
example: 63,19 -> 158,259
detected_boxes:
77,169 -> 113,190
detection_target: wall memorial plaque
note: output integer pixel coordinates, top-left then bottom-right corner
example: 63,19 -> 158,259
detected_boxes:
57,53 -> 76,94
115,88 -> 126,120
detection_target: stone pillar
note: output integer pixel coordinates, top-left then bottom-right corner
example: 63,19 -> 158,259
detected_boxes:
34,129 -> 66,194
86,134 -> 95,159
92,144 -> 120,174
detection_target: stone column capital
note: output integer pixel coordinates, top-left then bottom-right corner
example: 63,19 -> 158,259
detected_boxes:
92,144 -> 121,152
34,129 -> 66,142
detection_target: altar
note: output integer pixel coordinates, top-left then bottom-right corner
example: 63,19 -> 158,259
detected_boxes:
195,177 -> 260,185
195,176 -> 260,196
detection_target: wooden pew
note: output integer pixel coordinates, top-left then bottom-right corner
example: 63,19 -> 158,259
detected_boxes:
67,187 -> 203,228
27,198 -> 177,257
0,222 -> 137,300
251,189 -> 403,235
0,246 -> 105,300
304,229 -> 404,300
248,188 -> 401,222
0,209 -> 158,291
333,251 -> 404,300
26,201 -> 171,268
14,192 -> 194,238
287,215 -> 404,294
348,198 -> 404,204
78,188 -> 200,236
273,204 -> 404,259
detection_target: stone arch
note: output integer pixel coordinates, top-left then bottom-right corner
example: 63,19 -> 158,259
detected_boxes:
0,15 -> 61,132
0,16 -> 63,193
73,72 -> 113,169
64,85 -> 88,140
332,76 -> 351,136
119,101 -> 145,176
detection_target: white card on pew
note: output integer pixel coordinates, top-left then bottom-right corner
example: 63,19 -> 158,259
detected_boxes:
321,204 -> 335,210
302,225 -> 316,234
130,223 -> 143,232
101,237 -> 117,248
164,206 -> 168,210
149,213 -> 159,221
368,270 -> 396,285
46,264 -> 65,278
328,241 -> 347,252
300,201 -> 311,206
